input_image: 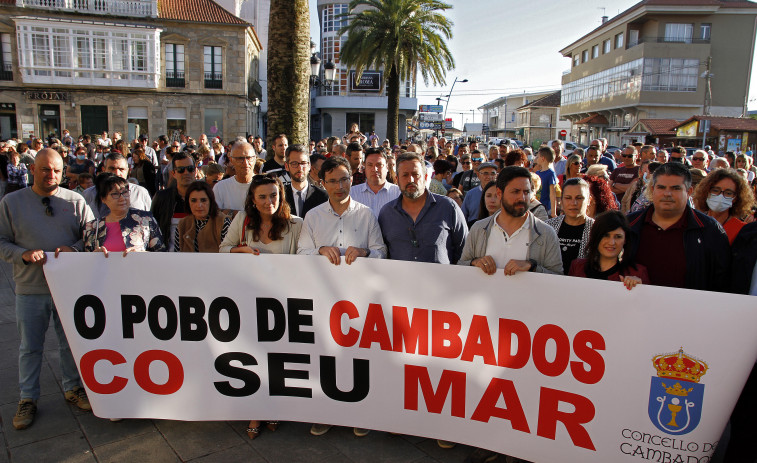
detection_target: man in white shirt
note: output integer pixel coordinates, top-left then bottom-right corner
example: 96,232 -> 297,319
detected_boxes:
82,153 -> 151,218
213,142 -> 256,213
297,156 -> 386,264
458,166 -> 562,275
284,144 -> 327,217
350,148 -> 400,217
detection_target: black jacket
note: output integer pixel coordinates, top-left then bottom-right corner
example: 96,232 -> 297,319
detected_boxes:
627,205 -> 730,292
151,186 -> 183,245
731,222 -> 757,295
285,182 -> 328,218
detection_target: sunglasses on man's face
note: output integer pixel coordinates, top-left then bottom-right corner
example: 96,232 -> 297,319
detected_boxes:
175,165 -> 196,174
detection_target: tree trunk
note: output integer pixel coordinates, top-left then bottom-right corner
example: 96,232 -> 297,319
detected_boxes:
386,63 -> 400,146
267,0 -> 311,147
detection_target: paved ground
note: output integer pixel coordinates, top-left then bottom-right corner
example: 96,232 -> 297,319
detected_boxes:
0,261 -> 480,463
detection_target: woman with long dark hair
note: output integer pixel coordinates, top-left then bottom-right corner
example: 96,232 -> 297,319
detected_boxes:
176,181 -> 231,252
219,174 -> 303,439
569,210 -> 649,289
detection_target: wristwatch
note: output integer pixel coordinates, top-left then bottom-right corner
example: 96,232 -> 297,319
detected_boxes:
528,259 -> 537,272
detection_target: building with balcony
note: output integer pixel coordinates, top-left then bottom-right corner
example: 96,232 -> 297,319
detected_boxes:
478,91 -> 556,140
559,0 -> 757,146
514,90 -> 572,146
312,0 -> 417,142
0,0 -> 262,142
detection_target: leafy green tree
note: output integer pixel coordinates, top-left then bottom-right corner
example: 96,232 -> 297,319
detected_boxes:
339,0 -> 453,145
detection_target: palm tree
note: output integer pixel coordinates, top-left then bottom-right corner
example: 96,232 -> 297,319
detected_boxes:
267,0 -> 311,147
338,0 -> 453,145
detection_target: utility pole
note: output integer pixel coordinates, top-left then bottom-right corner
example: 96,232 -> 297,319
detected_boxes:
703,56 -> 712,116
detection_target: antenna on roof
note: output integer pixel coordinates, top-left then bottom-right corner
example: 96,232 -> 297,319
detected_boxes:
598,7 -> 608,24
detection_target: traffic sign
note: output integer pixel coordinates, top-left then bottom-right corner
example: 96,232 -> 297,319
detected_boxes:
419,105 -> 443,113
419,121 -> 443,130
559,129 -> 567,137
445,121 -> 453,129
419,113 -> 443,122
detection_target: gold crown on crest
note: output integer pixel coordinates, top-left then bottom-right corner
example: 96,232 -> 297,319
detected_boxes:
652,347 -> 708,383
661,382 -> 694,397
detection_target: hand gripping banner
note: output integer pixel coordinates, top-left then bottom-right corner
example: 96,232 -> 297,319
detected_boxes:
44,253 -> 757,463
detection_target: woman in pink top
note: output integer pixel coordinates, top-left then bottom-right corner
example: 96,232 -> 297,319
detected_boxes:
83,174 -> 164,254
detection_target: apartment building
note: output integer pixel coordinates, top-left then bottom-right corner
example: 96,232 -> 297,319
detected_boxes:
0,0 -> 261,142
559,0 -> 757,146
312,0 -> 417,142
514,90 -> 571,146
478,91 -> 556,140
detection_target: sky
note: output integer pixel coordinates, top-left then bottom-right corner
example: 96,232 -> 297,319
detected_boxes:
309,0 -> 757,127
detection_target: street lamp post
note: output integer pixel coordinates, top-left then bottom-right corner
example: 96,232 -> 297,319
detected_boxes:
309,40 -> 336,141
442,77 -> 468,130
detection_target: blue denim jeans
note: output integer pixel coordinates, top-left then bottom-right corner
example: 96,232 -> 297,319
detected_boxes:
16,294 -> 81,400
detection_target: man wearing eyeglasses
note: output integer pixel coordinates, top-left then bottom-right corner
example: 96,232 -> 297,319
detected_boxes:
609,146 -> 640,201
284,144 -> 327,218
451,152 -> 482,194
0,149 -> 95,430
297,156 -> 386,264
461,162 -> 498,226
151,152 -> 196,250
212,142 -> 257,213
81,153 -> 152,218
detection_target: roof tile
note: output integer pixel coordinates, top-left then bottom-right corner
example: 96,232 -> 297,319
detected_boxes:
675,115 -> 757,131
517,91 -> 561,110
638,119 -> 679,135
159,0 -> 248,25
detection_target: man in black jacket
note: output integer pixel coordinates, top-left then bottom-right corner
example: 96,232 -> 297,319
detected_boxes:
150,152 -> 195,251
283,144 -> 327,218
626,162 -> 729,292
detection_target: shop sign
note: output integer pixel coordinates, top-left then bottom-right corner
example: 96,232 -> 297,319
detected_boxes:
27,91 -> 69,101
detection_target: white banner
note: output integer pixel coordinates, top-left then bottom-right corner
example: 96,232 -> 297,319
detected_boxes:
44,253 -> 757,463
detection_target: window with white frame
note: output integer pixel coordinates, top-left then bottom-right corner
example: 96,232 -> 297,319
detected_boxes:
603,39 -> 611,54
700,23 -> 711,41
592,45 -> 599,59
573,55 -> 579,67
16,20 -> 159,87
0,33 -> 11,77
203,46 -> 222,88
322,4 -> 348,33
582,49 -> 588,63
664,23 -> 693,43
642,58 -> 699,92
615,32 -> 624,49
321,36 -> 342,96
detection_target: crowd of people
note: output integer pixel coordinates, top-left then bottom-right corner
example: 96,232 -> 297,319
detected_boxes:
0,129 -> 755,463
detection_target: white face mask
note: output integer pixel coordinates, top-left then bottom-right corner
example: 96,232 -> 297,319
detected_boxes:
643,172 -> 649,183
706,193 -> 733,213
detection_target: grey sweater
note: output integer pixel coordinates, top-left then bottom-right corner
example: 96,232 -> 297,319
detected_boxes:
0,187 -> 93,294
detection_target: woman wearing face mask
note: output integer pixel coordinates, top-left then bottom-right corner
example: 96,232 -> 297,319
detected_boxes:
569,210 -> 649,290
67,146 -> 95,187
692,169 -> 755,243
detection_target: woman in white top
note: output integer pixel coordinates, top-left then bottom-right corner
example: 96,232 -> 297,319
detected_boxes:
219,174 -> 302,439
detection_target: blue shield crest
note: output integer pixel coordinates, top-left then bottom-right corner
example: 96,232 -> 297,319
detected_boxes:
647,376 -> 704,435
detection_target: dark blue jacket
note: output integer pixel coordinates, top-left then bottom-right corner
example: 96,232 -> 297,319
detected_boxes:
626,205 -> 730,292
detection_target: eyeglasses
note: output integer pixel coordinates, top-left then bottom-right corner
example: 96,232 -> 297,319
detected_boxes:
472,158 -> 483,162
109,189 -> 131,200
175,165 -> 196,174
461,161 -> 472,165
324,176 -> 351,186
288,161 -> 310,168
41,197 -> 53,217
408,227 -> 419,248
710,186 -> 737,199
571,161 -> 581,166
233,155 -> 257,164
692,157 -> 705,161
621,154 -> 635,158
589,145 -> 600,150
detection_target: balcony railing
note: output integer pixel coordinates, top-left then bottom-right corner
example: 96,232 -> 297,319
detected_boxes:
16,0 -> 157,17
0,62 -> 11,81
204,72 -> 222,89
628,36 -> 710,48
166,70 -> 184,88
